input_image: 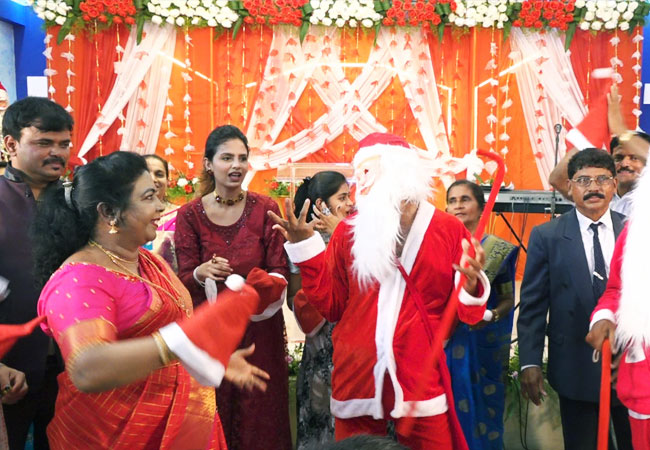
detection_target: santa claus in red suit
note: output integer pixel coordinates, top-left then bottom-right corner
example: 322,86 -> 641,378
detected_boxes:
269,133 -> 490,450
588,163 -> 650,450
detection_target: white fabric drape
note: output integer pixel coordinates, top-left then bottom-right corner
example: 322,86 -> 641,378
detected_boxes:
244,26 -> 465,188
77,23 -> 176,161
120,28 -> 176,154
510,29 -> 587,189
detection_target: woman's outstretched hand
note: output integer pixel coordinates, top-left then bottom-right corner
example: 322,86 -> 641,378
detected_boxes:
225,344 -> 270,392
267,198 -> 316,243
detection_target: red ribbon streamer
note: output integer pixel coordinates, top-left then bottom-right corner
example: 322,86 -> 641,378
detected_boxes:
402,149 -> 506,437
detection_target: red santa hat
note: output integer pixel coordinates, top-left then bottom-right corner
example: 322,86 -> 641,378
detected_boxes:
353,132 -> 411,167
0,82 -> 6,92
159,274 -> 260,386
566,69 -> 612,152
246,268 -> 287,317
0,316 -> 46,359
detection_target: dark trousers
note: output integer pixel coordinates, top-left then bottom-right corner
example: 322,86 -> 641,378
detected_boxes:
559,394 -> 633,450
3,356 -> 60,450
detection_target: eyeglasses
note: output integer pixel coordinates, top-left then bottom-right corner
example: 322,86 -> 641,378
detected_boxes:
571,175 -> 615,188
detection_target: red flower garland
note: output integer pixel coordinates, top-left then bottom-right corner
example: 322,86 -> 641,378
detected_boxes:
79,0 -> 136,24
514,0 -> 575,30
242,0 -> 308,26
383,0 -> 456,28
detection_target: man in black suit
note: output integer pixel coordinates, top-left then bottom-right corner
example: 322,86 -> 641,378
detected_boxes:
518,148 -> 632,449
0,97 -> 70,449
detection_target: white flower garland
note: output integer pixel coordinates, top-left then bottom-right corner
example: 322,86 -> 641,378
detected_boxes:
29,0 -> 71,26
577,0 -> 640,31
147,0 -> 239,28
308,0 -> 382,27
449,0 -> 518,29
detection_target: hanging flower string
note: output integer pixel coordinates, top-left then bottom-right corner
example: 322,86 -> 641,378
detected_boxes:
182,30 -> 195,172
484,31 -> 499,152
632,31 -> 644,122
42,33 -> 57,99
63,34 -> 75,113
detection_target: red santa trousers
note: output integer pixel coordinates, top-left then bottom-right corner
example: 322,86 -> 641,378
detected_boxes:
630,417 -> 650,450
334,374 -> 453,450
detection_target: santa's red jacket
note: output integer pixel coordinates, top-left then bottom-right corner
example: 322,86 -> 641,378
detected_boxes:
285,203 -> 489,443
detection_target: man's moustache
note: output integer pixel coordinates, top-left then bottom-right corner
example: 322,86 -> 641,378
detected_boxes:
583,192 -> 605,201
43,157 -> 66,167
617,167 -> 635,174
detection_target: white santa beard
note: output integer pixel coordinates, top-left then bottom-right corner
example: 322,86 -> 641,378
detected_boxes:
350,150 -> 433,289
618,166 -> 650,349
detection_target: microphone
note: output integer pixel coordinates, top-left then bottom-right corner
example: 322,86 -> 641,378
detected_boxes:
551,123 -> 563,217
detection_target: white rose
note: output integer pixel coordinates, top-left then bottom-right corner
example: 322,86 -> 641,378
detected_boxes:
579,21 -> 590,30
322,16 -> 332,26
45,0 -> 55,10
591,20 -> 602,31
498,4 -> 506,12
596,0 -> 606,9
361,18 -> 373,27
607,0 -> 616,8
628,2 -> 639,11
600,11 -> 613,22
147,2 -> 156,11
207,18 -> 217,26
496,21 -> 503,29
222,19 -> 232,27
56,3 -> 68,14
55,15 -> 66,25
586,1 -> 595,11
335,17 -> 345,27
160,0 -> 171,8
455,17 -> 465,26
45,10 -> 55,20
169,8 -> 180,16
36,0 -> 46,7
176,17 -> 185,26
482,19 -> 493,28
36,11 -> 45,19
622,11 -> 634,21
620,21 -> 630,31
177,178 -> 188,187
476,4 -> 487,14
584,11 -> 595,21
309,15 -> 319,24
575,0 -> 585,7
152,14 -> 164,24
190,16 -> 199,24
604,20 -> 616,29
348,18 -> 357,27
617,2 -> 628,13
611,11 -> 620,20
499,13 -> 508,22
466,18 -> 477,27
309,0 -> 319,8
166,15 -> 175,23
216,0 -> 227,6
449,13 -> 457,21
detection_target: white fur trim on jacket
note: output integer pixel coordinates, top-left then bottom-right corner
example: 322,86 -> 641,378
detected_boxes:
250,273 -> 287,322
330,394 -> 448,419
158,322 -> 225,387
618,166 -> 650,348
590,309 -> 616,330
284,233 -> 326,264
454,271 -> 490,306
292,306 -> 326,337
566,128 -> 597,151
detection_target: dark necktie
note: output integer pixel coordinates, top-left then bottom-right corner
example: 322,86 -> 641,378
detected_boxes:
589,222 -> 607,300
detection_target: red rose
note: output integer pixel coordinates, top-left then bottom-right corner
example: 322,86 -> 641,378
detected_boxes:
560,22 -> 568,30
409,18 -> 418,26
522,1 -> 531,9
543,10 -> 553,19
244,15 -> 255,23
565,13 -> 574,22
450,1 -> 456,11
113,15 -> 123,23
88,7 -> 100,18
566,3 -> 575,12
393,0 -> 403,8
396,10 -> 406,19
524,19 -> 534,27
383,17 -> 394,25
403,1 -> 412,10
98,14 -> 108,22
513,19 -> 522,27
534,19 -> 543,28
83,13 -> 90,20
124,16 -> 134,24
184,184 -> 193,194
387,8 -> 396,17
431,14 -> 441,25
415,1 -> 424,10
531,9 -> 541,19
397,18 -> 406,26
534,1 -> 543,9
256,15 -> 266,23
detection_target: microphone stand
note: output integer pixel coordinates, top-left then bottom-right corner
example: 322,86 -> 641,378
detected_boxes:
550,123 -> 562,217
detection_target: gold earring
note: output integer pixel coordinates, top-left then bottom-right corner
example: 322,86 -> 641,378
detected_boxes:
108,219 -> 119,235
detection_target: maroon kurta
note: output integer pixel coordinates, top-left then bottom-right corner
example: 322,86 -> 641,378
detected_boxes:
175,192 -> 291,450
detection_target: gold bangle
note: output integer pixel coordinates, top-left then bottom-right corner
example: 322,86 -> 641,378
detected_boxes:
152,331 -> 174,366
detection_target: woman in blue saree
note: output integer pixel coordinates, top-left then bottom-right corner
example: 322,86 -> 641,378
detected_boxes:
445,180 -> 520,449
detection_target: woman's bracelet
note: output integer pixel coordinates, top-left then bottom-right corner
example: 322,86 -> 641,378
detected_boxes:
152,331 -> 175,366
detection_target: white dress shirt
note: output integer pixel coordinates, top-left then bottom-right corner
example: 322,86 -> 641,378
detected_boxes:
575,208 -> 616,279
610,192 -> 633,218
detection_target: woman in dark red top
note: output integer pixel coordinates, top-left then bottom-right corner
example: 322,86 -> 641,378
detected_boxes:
175,125 -> 290,450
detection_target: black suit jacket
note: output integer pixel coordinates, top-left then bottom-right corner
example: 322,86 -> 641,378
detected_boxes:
517,208 -> 625,402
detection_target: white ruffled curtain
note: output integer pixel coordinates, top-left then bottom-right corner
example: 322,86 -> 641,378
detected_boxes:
77,23 -> 177,161
510,29 -> 588,189
244,26 -> 467,188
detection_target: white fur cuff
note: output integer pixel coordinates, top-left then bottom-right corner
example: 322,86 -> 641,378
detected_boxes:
590,309 -> 616,330
456,270 -> 490,306
284,233 -> 326,264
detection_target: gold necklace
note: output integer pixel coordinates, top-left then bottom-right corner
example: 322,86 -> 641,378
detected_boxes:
89,240 -> 191,318
214,191 -> 245,206
88,240 -> 138,263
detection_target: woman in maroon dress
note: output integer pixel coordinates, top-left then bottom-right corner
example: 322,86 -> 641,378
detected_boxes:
174,125 -> 291,450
